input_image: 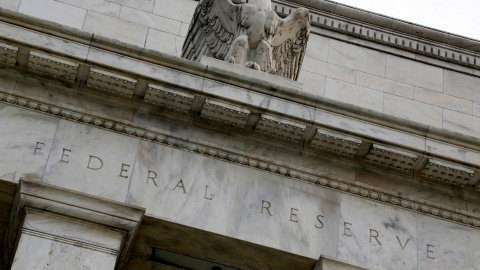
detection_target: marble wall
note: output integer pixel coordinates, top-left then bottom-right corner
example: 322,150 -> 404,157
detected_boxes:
2,0 -> 480,138
1,104 -> 479,269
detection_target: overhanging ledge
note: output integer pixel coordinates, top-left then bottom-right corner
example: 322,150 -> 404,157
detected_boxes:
2,179 -> 145,269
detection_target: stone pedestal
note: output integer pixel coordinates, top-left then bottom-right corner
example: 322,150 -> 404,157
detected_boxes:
3,180 -> 145,269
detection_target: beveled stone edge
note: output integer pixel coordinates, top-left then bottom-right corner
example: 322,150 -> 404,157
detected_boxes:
1,93 -> 479,231
2,179 -> 145,269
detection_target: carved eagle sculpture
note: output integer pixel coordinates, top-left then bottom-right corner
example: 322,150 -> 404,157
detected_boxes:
182,0 -> 310,81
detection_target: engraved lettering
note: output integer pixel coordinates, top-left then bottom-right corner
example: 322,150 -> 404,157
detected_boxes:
261,200 -> 273,216
173,179 -> 187,194
315,215 -> 324,229
289,208 -> 299,223
87,155 -> 103,170
34,142 -> 45,155
344,222 -> 352,237
203,185 -> 213,200
146,170 -> 159,187
369,229 -> 382,245
396,236 -> 410,251
343,222 -> 352,237
119,163 -> 130,178
427,244 -> 435,259
61,148 -> 71,163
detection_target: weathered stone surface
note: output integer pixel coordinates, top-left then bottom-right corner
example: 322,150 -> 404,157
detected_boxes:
325,78 -> 383,112
356,72 -> 414,99
109,0 -> 155,12
42,120 -> 140,202
302,57 -> 356,83
337,194 -> 418,270
83,11 -> 148,47
119,6 -> 182,35
0,104 -> 59,182
328,39 -> 386,77
383,93 -> 443,128
386,55 -> 444,92
444,69 -> 480,103
443,109 -> 480,138
18,0 -> 86,29
414,87 -> 472,114
57,0 -> 121,17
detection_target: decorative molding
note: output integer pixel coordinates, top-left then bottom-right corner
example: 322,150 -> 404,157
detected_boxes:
27,51 -> 79,83
0,41 -> 17,67
86,67 -> 137,98
272,1 -> 480,71
200,99 -> 251,128
421,159 -> 476,187
364,144 -> 418,172
310,128 -> 362,157
22,228 -> 119,255
256,114 -> 307,142
144,83 -> 194,113
1,92 -> 479,230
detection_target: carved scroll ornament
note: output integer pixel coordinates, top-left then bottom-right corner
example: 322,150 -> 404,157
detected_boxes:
182,0 -> 311,81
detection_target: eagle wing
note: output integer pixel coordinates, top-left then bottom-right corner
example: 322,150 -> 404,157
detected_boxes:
271,8 -> 310,81
182,0 -> 241,61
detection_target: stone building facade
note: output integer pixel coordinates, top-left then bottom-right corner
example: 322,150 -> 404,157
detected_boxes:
0,0 -> 480,269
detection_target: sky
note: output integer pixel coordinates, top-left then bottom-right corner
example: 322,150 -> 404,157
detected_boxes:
333,0 -> 480,40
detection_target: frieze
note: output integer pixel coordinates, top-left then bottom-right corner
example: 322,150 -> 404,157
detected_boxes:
1,92 -> 480,230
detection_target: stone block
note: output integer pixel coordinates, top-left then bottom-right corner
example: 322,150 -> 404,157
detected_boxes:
0,22 -> 90,59
383,94 -> 443,128
417,215 -> 480,270
314,108 -> 426,151
386,55 -> 443,92
42,120 -> 140,202
425,139 -> 480,166
297,70 -> 326,98
444,69 -> 480,103
128,140 -> 341,259
328,39 -> 386,77
302,57 -> 356,83
57,0 -> 121,17
109,0 -> 154,12
119,6 -> 182,35
144,28 -> 182,56
336,194 -> 418,270
180,23 -> 190,37
153,0 -> 198,23
415,87 -> 472,114
0,74 -> 16,94
356,72 -> 414,99
305,34 -> 329,62
0,0 -> 21,11
86,48 -> 205,91
83,11 -> 148,47
18,0 -> 87,29
443,109 -> 480,138
0,103 -> 59,182
325,78 -> 383,112
474,102 -> 480,117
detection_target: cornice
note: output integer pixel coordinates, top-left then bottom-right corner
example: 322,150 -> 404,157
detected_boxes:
275,0 -> 480,73
1,92 -> 479,230
1,15 -> 480,192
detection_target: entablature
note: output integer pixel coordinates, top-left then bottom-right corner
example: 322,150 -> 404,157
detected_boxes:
1,8 -> 480,231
